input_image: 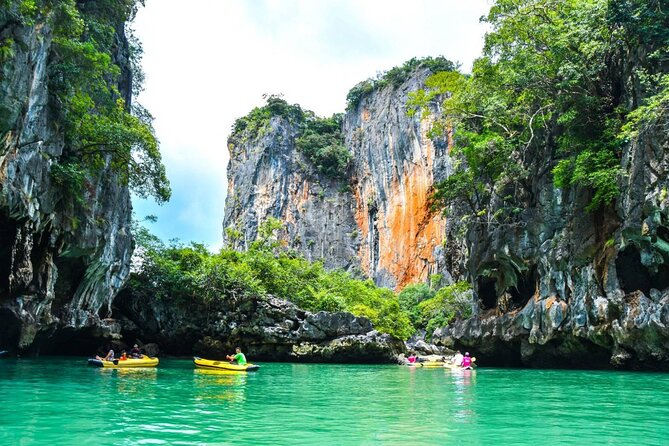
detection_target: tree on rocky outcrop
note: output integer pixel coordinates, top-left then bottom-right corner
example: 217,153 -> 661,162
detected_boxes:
413,0 -> 668,221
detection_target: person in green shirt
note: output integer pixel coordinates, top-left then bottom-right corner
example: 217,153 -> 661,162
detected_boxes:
226,347 -> 247,366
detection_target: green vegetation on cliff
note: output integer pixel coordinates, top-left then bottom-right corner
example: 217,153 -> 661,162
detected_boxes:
127,218 -> 413,340
231,95 -> 350,178
398,280 -> 473,334
295,113 -> 350,179
1,0 -> 170,204
346,56 -> 457,110
410,0 -> 669,219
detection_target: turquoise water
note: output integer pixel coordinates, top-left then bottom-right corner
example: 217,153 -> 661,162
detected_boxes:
1,358 -> 668,445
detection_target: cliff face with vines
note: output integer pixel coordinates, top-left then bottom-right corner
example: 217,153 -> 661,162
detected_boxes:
225,53 -> 669,369
0,2 -> 135,354
426,1 -> 669,369
432,105 -> 669,369
224,68 -> 450,290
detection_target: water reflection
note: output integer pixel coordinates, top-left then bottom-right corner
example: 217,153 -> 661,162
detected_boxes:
92,366 -> 159,399
450,369 -> 477,424
452,368 -> 476,387
193,368 -> 247,403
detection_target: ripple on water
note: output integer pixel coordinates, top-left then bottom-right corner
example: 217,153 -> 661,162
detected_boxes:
2,360 -> 669,445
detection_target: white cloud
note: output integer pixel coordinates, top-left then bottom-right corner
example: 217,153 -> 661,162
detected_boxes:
131,0 -> 490,248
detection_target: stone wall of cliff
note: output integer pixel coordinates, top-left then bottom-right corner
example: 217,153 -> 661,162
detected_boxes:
430,29 -> 669,370
431,108 -> 669,370
223,67 -> 450,289
111,290 -> 405,363
224,115 -> 361,273
0,3 -> 134,353
345,69 -> 450,289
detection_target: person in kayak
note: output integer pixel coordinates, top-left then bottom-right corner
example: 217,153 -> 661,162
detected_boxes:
226,347 -> 247,366
95,349 -> 114,361
407,353 -> 417,364
130,344 -> 142,358
452,351 -> 464,367
462,352 -> 473,368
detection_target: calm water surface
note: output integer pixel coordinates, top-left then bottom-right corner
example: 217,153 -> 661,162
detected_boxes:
1,358 -> 668,445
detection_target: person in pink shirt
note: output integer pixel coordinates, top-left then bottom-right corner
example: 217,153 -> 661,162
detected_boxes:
461,352 -> 473,368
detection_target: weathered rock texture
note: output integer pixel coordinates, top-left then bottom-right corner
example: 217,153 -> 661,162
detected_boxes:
0,5 -> 133,354
435,116 -> 669,369
223,68 -> 449,289
224,57 -> 669,368
112,292 -> 405,363
345,71 -> 450,289
224,116 -> 361,274
432,83 -> 669,369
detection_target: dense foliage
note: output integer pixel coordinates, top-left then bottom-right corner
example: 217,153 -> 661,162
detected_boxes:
295,113 -> 350,179
231,95 -> 305,141
1,0 -> 170,204
409,0 -> 669,220
127,219 -> 413,340
398,280 -> 473,334
346,56 -> 457,110
231,96 -> 351,178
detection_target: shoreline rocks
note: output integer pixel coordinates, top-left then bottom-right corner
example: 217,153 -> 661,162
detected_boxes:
111,292 -> 406,363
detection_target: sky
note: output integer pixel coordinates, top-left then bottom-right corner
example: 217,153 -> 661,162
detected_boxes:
131,0 -> 491,250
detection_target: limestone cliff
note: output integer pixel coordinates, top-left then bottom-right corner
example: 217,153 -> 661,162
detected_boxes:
429,33 -> 669,369
224,113 -> 361,274
223,66 -> 450,289
432,109 -> 669,370
344,70 -> 450,289
224,47 -> 669,369
0,2 -> 135,353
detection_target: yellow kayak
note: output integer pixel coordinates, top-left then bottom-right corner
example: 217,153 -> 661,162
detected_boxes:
444,363 -> 475,370
87,356 -> 159,368
407,357 -> 477,369
419,361 -> 447,368
193,357 -> 260,372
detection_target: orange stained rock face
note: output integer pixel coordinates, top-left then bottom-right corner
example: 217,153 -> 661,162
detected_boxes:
353,186 -> 372,275
283,178 -> 311,226
354,117 -> 447,290
545,296 -> 557,310
379,162 -> 446,289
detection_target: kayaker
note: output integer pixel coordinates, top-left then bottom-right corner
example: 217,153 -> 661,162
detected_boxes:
130,344 -> 141,358
462,352 -> 473,368
452,350 -> 464,367
96,349 -> 114,361
119,351 -> 128,361
407,353 -> 417,364
226,347 -> 247,366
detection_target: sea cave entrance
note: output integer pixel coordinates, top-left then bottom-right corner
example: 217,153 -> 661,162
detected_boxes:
616,245 -> 669,296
